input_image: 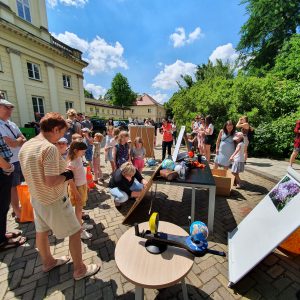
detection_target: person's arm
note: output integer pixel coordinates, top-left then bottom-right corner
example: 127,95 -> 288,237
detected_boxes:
230,144 -> 241,161
215,130 -> 223,154
236,119 -> 249,129
3,136 -> 26,148
0,156 -> 12,170
112,145 -> 117,166
68,179 -> 81,204
204,124 -> 213,135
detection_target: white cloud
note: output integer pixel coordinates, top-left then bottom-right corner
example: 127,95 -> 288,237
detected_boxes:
152,60 -> 197,90
209,43 -> 238,64
85,83 -> 107,99
52,31 -> 128,75
47,0 -> 88,7
170,27 -> 203,48
150,93 -> 169,104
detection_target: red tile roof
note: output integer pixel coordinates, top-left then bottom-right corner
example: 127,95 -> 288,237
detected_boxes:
134,94 -> 159,106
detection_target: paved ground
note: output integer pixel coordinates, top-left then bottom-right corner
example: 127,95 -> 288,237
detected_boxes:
1,137 -> 300,300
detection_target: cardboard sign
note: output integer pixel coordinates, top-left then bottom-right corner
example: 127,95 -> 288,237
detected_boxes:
228,167 -> 300,285
172,126 -> 186,162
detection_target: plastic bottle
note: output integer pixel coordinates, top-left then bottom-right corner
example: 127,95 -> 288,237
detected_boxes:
180,161 -> 186,179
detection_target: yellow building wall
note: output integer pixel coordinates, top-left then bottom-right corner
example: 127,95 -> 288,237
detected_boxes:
0,24 -> 86,126
85,101 -> 126,119
124,105 -> 166,122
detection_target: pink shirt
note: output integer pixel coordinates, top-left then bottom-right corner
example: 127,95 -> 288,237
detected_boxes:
68,157 -> 87,186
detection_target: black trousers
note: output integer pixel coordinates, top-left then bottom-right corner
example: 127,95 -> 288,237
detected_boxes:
0,171 -> 13,244
162,141 -> 173,160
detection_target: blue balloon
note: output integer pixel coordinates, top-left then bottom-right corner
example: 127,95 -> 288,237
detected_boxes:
161,159 -> 175,170
189,221 -> 209,244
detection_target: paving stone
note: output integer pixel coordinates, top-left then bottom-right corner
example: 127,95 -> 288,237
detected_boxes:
9,268 -> 24,290
34,285 -> 47,300
201,278 -> 221,296
266,264 -> 285,278
199,266 -> 218,284
277,286 -> 298,300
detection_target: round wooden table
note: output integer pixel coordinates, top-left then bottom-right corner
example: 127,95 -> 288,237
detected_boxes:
115,221 -> 194,299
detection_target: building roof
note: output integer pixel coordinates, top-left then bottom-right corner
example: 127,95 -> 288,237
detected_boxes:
133,94 -> 162,106
85,100 -> 130,110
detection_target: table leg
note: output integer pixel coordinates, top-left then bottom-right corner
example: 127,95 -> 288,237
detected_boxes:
181,278 -> 189,300
207,186 -> 216,233
135,286 -> 144,300
191,187 -> 195,223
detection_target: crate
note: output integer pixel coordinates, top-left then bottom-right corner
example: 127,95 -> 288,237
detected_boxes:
20,127 -> 36,140
211,169 -> 234,196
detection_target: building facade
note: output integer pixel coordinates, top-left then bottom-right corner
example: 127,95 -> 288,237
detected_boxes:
0,0 -> 87,126
124,93 -> 166,122
85,99 -> 130,119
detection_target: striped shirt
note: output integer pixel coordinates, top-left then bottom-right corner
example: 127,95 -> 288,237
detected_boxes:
19,135 -> 67,205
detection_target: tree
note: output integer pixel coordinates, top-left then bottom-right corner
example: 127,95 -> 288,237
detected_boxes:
109,73 -> 137,106
237,0 -> 300,71
272,34 -> 300,80
84,88 -> 94,99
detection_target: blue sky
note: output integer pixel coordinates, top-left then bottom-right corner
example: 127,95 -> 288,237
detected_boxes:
47,0 -> 247,103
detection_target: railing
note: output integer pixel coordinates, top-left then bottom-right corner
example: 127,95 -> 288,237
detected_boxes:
50,36 -> 82,60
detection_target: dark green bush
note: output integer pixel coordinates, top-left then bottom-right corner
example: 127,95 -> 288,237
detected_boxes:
251,112 -> 299,158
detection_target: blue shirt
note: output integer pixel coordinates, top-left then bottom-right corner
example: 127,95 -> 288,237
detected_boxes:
0,133 -> 12,161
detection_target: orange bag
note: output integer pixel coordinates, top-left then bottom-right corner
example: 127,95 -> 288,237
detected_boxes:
16,184 -> 34,223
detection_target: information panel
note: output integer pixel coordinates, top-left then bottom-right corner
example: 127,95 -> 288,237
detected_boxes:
228,167 -> 300,285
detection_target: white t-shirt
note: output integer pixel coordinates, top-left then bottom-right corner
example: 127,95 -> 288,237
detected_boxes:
207,123 -> 214,135
68,157 -> 87,186
0,119 -> 22,163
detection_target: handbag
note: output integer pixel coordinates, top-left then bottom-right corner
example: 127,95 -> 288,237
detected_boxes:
159,169 -> 179,181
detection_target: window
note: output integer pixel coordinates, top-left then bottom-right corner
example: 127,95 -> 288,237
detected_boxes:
0,57 -> 3,72
96,108 -> 99,113
17,0 -> 31,22
63,75 -> 71,88
102,109 -> 104,113
148,109 -> 152,113
90,107 -> 93,112
32,96 -> 44,120
131,109 -> 134,113
65,101 -> 73,112
27,62 -> 41,80
0,91 -> 8,99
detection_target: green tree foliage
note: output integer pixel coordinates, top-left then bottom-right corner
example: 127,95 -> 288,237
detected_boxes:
272,34 -> 300,80
195,60 -> 234,81
237,0 -> 300,71
84,89 -> 94,99
109,73 -> 137,106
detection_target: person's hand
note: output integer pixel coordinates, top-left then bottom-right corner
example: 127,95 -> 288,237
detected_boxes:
142,179 -> 148,186
216,149 -> 219,155
2,163 -> 15,176
229,156 -> 234,161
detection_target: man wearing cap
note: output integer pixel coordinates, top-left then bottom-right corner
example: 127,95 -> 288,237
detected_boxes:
64,109 -> 82,144
0,96 -> 26,221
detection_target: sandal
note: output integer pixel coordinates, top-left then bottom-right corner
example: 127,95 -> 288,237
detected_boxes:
42,256 -> 70,272
0,236 -> 27,251
74,263 -> 101,281
5,231 -> 22,239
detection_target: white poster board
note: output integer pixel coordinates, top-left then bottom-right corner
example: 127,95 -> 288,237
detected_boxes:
172,126 -> 185,162
228,167 -> 300,286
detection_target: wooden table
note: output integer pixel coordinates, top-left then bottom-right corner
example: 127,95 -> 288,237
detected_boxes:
153,160 -> 216,233
115,221 -> 194,299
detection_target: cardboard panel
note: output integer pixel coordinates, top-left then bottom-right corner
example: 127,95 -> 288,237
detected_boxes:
211,169 -> 234,196
129,125 -> 154,158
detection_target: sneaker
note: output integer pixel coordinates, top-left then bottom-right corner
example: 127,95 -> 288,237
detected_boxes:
82,223 -> 94,231
81,230 -> 92,240
236,184 -> 243,189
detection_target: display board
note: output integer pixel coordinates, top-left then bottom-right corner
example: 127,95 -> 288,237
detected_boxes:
122,164 -> 161,224
228,167 -> 300,286
172,126 -> 186,162
129,125 -> 155,158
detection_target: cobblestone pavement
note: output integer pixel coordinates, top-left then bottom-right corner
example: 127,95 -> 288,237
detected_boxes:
1,137 -> 300,300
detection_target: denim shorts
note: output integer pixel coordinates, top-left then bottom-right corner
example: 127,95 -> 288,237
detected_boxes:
12,161 -> 21,187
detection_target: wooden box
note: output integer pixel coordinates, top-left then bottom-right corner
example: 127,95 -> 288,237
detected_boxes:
211,169 -> 234,196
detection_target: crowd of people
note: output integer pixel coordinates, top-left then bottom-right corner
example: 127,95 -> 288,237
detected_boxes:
0,90 -> 299,280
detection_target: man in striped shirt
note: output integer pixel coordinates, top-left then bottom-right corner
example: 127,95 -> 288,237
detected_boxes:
19,112 -> 100,280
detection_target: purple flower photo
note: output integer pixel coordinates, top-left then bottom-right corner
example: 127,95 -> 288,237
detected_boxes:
269,176 -> 300,212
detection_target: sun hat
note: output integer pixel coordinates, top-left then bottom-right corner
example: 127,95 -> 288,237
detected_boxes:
0,99 -> 14,108
57,137 -> 68,144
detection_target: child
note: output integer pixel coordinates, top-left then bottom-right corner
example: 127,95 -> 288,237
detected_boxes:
187,133 -> 196,151
82,128 -> 93,171
67,141 -> 93,240
131,137 -> 146,173
72,133 -> 83,142
92,133 -> 104,183
105,126 -> 119,173
230,132 -> 245,189
113,131 -> 131,169
56,137 -> 68,159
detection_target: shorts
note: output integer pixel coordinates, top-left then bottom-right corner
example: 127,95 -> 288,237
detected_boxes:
68,184 -> 88,207
132,158 -> 145,170
204,135 -> 214,145
31,197 -> 81,239
107,148 -> 114,161
12,161 -> 21,187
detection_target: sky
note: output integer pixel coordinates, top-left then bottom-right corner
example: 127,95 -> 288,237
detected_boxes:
46,0 -> 248,103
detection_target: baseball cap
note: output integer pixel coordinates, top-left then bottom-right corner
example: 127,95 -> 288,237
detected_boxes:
0,99 -> 14,108
57,137 -> 68,144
